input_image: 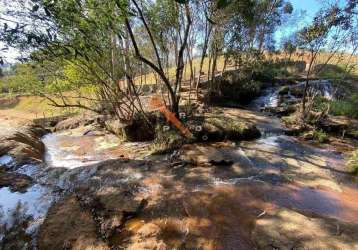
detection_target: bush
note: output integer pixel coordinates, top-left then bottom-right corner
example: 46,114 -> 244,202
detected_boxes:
330,93 -> 358,119
347,150 -> 358,175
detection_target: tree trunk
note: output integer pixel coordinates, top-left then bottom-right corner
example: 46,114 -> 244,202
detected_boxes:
195,22 -> 212,99
301,52 -> 315,117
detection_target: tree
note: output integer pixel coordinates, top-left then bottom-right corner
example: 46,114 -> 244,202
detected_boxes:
282,38 -> 297,62
0,0 -> 196,118
297,1 -> 358,118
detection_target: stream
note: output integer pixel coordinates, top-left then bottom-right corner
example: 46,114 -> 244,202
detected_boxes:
0,79 -> 357,249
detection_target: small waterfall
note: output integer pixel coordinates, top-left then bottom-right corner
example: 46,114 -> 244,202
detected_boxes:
249,79 -> 335,112
299,80 -> 334,100
249,87 -> 280,110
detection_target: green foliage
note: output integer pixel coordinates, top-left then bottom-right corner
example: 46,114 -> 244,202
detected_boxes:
330,94 -> 358,119
313,129 -> 329,143
0,63 -> 44,94
316,64 -> 347,79
217,0 -> 231,9
312,91 -> 358,119
282,40 -> 297,55
347,150 -> 358,175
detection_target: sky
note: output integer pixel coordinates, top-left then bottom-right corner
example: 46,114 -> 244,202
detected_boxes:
291,0 -> 321,19
0,0 -> 330,64
274,0 -> 321,44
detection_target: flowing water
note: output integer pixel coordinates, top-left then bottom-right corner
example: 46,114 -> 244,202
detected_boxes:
0,80 -> 357,248
250,79 -> 335,111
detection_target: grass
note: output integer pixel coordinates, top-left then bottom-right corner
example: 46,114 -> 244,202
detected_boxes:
130,56 -> 228,86
330,93 -> 358,119
0,95 -> 80,119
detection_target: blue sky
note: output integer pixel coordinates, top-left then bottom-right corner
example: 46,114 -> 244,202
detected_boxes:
274,0 -> 322,44
291,0 -> 321,19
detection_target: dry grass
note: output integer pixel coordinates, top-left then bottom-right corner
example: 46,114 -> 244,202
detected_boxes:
130,51 -> 358,86
0,95 -> 80,120
131,56 -> 228,86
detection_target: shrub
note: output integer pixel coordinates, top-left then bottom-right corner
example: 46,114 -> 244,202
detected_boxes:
313,96 -> 329,112
347,150 -> 358,175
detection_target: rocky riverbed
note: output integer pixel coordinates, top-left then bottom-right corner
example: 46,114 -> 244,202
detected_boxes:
0,86 -> 358,249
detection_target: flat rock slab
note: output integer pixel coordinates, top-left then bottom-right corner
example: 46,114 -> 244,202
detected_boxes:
38,195 -> 109,250
252,208 -> 358,250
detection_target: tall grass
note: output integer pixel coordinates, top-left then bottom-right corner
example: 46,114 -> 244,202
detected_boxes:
330,94 -> 358,119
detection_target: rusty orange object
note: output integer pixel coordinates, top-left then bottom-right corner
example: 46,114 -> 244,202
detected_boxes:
149,96 -> 192,138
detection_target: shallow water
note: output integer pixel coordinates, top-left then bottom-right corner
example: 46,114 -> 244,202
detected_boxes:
43,132 -> 106,169
0,155 -> 13,166
42,128 -> 152,169
0,184 -> 56,237
249,87 -> 279,110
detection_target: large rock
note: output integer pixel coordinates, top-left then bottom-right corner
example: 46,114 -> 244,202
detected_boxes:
319,116 -> 358,139
76,187 -> 148,240
54,115 -> 103,131
262,105 -> 297,117
104,113 -> 156,142
33,114 -> 73,128
195,115 -> 261,142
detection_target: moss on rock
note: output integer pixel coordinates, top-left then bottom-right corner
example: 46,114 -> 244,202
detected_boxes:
196,115 -> 261,142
